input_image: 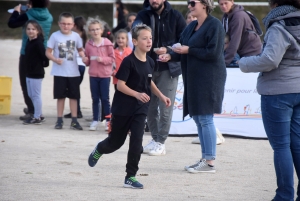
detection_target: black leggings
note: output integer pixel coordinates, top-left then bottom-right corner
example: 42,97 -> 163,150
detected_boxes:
96,114 -> 146,177
19,55 -> 34,114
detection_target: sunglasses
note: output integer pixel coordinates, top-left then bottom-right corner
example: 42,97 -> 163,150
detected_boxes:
187,0 -> 201,7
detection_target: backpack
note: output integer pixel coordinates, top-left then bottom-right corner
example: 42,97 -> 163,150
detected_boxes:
245,10 -> 263,36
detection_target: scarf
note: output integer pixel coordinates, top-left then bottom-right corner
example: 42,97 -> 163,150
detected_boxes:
262,5 -> 298,30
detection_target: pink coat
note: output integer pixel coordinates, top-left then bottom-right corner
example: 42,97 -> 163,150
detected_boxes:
84,38 -> 115,78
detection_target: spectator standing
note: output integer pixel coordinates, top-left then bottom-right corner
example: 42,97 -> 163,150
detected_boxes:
7,0 -> 53,121
126,13 -> 137,49
112,0 -> 128,34
46,12 -> 85,130
82,17 -> 115,131
239,1 -> 300,200
159,0 -> 226,173
218,0 -> 261,66
113,29 -> 132,90
133,0 -> 186,156
22,20 -> 49,125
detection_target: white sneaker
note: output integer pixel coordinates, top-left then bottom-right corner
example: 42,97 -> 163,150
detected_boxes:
143,139 -> 157,154
148,142 -> 166,156
191,137 -> 200,144
105,121 -> 110,131
89,121 -> 98,131
216,128 -> 225,145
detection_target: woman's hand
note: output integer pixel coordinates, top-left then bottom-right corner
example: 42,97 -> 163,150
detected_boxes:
159,54 -> 171,62
14,4 -> 21,13
135,92 -> 150,103
172,45 -> 189,54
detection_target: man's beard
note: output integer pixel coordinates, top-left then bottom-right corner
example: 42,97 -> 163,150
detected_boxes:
150,2 -> 164,12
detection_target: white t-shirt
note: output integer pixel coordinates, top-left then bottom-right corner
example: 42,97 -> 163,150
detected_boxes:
47,31 -> 83,77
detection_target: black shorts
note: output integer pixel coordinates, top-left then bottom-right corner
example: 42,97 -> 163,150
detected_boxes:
53,76 -> 80,99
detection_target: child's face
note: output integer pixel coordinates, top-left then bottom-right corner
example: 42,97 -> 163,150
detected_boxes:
26,23 -> 38,40
116,33 -> 128,48
133,29 -> 152,53
127,15 -> 136,29
88,23 -> 103,40
58,17 -> 74,35
186,13 -> 197,25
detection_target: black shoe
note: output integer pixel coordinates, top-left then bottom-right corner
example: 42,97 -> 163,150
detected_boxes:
123,177 -> 144,189
55,121 -> 63,129
19,113 -> 32,121
64,113 -> 71,118
40,116 -> 45,122
77,112 -> 83,119
64,112 -> 83,118
88,145 -> 102,167
23,118 -> 42,125
70,121 -> 83,130
145,122 -> 150,132
23,108 -> 29,115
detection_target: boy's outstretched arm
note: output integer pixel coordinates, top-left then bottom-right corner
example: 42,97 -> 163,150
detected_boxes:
150,81 -> 171,107
117,80 -> 150,103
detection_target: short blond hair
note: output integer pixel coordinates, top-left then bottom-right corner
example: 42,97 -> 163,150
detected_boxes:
85,16 -> 106,33
131,23 -> 152,40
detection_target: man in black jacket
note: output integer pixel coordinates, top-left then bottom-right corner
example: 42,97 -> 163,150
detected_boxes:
133,0 -> 186,156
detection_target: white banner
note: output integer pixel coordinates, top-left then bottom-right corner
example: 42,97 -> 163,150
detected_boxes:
170,68 -> 267,138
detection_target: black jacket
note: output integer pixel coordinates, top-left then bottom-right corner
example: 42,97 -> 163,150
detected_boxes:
133,0 -> 186,77
170,15 -> 227,118
25,36 -> 49,79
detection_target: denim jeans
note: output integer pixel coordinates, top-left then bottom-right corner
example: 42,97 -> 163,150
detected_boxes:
261,94 -> 300,201
192,114 -> 216,160
89,77 -> 111,121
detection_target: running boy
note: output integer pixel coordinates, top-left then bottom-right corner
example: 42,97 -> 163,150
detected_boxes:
46,12 -> 85,130
88,24 -> 171,189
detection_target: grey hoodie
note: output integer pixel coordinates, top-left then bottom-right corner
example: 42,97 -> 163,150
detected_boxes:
239,11 -> 300,95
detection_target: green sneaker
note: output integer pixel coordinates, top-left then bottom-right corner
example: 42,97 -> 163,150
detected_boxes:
88,145 -> 102,167
123,176 -> 144,189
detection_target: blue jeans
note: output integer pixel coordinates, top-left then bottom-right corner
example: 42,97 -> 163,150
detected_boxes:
90,77 -> 111,121
261,94 -> 300,201
192,114 -> 216,160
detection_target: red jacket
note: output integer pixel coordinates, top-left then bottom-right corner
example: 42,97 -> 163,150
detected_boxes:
84,38 -> 115,78
112,47 -> 132,84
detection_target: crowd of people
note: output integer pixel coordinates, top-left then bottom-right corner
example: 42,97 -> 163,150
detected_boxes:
7,0 -> 300,199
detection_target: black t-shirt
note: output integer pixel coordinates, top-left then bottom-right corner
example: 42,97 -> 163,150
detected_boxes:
111,53 -> 154,116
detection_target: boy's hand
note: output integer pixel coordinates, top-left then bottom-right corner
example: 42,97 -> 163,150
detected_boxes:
161,95 -> 171,107
135,92 -> 150,103
14,4 -> 21,12
96,56 -> 102,63
55,58 -> 63,65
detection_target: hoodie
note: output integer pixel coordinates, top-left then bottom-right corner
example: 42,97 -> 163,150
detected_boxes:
85,38 -> 115,78
222,5 -> 262,65
239,10 -> 300,95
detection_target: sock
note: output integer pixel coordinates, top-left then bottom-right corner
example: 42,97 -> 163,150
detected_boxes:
72,117 -> 77,123
57,117 -> 63,123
